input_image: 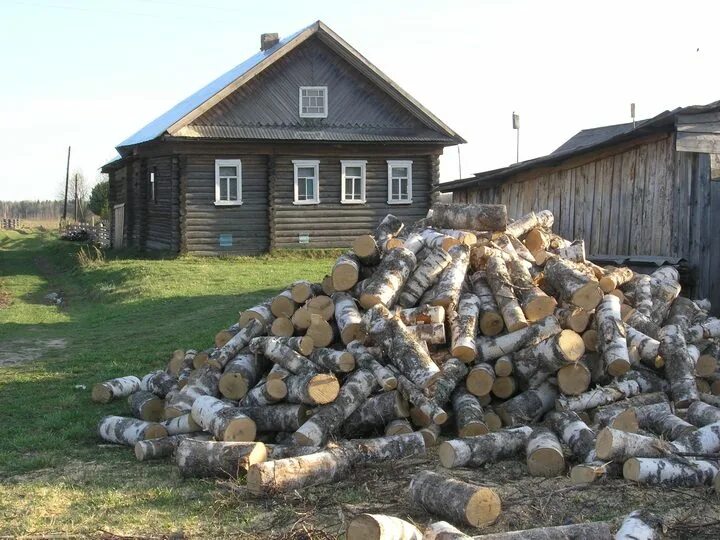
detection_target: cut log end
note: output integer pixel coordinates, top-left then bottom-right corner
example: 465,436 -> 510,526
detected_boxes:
266,379 -> 288,400
622,458 -> 642,482
219,374 -> 249,401
352,235 -> 378,259
479,313 -> 504,337
91,384 -> 112,404
144,424 -> 168,440
271,317 -> 295,337
438,442 -> 459,469
307,373 -> 341,404
557,329 -> 586,362
557,363 -> 591,396
465,487 -> 502,527
525,296 -> 558,322
459,421 -> 489,437
571,282 -> 604,311
223,417 -> 257,442
527,447 -> 565,477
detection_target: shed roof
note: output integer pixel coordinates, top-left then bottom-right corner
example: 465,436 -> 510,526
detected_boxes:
116,21 -> 464,152
438,99 -> 720,192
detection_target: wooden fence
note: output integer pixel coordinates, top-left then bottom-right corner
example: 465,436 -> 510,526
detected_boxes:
61,221 -> 110,247
2,218 -> 21,229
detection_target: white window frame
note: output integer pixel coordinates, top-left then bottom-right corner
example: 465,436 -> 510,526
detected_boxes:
387,160 -> 413,204
149,170 -> 156,203
214,159 -> 242,206
299,86 -> 328,118
340,160 -> 367,204
293,159 -> 320,205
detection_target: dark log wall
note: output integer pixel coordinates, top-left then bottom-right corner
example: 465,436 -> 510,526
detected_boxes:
108,166 -> 127,248
145,156 -> 174,249
451,133 -> 720,310
183,154 -> 269,255
271,152 -> 436,249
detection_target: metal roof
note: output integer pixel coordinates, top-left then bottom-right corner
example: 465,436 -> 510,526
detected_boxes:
438,99 -> 720,193
116,21 -> 464,151
117,25 -> 310,149
173,125 -> 457,143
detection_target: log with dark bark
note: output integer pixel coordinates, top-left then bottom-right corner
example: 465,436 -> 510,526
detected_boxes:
648,266 -> 681,325
451,385 -> 488,436
407,322 -> 446,345
352,214 -> 404,265
547,410 -> 595,462
439,426 -> 533,468
175,438 -> 267,478
432,357 -> 469,407
512,330 -> 585,385
393,368 -> 447,426
97,415 -> 167,445
397,247 -> 453,308
430,203 -> 508,231
309,347 -> 355,373
346,340 -> 397,390
92,376 -> 141,403
237,404 -> 310,432
249,337 -> 316,376
687,401 -> 720,427
543,256 -> 603,311
359,248 -> 417,309
409,470 -> 501,527
346,514 -> 422,540
164,365 -> 221,418
293,369 -> 377,446
642,408 -> 696,440
470,271 -> 504,336
140,370 -> 177,398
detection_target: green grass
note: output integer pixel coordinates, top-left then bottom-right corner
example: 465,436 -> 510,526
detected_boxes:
0,229 -> 335,537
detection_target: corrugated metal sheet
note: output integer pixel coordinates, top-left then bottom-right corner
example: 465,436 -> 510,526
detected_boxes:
117,25 -> 311,148
173,124 -> 456,143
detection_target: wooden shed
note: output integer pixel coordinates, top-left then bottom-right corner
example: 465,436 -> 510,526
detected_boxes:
101,21 -> 464,255
439,101 -> 720,310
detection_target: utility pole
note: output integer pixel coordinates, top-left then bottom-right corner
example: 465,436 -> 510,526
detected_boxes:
631,103 -> 636,129
512,112 -> 520,163
74,173 -> 78,222
62,146 -> 71,221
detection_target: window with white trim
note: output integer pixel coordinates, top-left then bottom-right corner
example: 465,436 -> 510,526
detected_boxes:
214,159 -> 242,205
299,86 -> 328,118
149,169 -> 156,203
387,160 -> 412,204
340,160 -> 366,204
293,160 -> 320,204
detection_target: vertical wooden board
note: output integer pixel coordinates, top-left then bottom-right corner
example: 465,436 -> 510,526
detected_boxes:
708,175 -> 720,311
618,148 -> 637,254
659,136 -> 675,255
562,168 -> 575,239
590,158 -> 612,255
552,171 -> 563,233
583,162 -> 596,251
607,154 -> 623,254
641,141 -> 658,255
573,167 -> 585,241
694,154 -> 711,300
629,144 -> 647,255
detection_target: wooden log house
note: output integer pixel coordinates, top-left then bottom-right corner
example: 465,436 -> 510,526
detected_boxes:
439,102 -> 720,311
102,21 -> 464,255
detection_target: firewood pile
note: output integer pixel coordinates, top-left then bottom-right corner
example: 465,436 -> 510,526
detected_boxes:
91,203 -> 720,537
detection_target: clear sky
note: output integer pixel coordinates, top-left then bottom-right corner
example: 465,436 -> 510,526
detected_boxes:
1,0 -> 719,200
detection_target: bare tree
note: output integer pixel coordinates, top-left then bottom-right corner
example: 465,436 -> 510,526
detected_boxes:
58,169 -> 91,222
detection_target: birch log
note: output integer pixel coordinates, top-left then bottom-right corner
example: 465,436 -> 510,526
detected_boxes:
284,372 -> 340,405
409,471 -> 501,527
450,293 -> 481,362
422,521 -> 471,540
309,347 -> 355,373
397,247 -> 453,308
238,298 -> 274,328
347,340 -> 397,390
526,427 -> 565,477
687,401 -> 720,427
128,390 -> 164,422
596,295 -> 631,376
544,256 -> 603,311
473,522 -> 612,539
451,386 -> 488,436
191,395 -> 256,441
547,411 -> 595,462
512,330 -> 585,385
556,379 -> 642,412
476,315 -> 562,362
615,510 -> 663,540
332,252 -> 361,291
431,203 -> 508,231
360,247 -> 417,309
507,257 -> 557,321
599,266 -> 634,293
506,210 -> 554,239
140,370 -> 177,398
623,457 -> 719,487
218,351 -> 267,400
498,381 -> 557,425
134,432 -> 209,461
249,337 -> 316,376
431,244 -> 471,309
659,324 -> 699,407
485,254 -> 528,332
470,271 -> 504,336
433,357 -> 469,407
175,439 -> 267,478
97,416 -> 167,445
398,305 -> 445,325
439,426 -> 533,468
346,514 -> 422,540
209,318 -> 266,370
352,214 -> 405,265
342,391 -> 409,436
332,292 -> 367,345
164,365 -> 220,418
92,376 -> 141,403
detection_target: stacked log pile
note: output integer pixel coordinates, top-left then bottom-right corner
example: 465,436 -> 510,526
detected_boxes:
90,205 -> 720,535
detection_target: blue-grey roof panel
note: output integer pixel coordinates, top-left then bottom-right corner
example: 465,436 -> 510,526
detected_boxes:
116,25 -> 310,148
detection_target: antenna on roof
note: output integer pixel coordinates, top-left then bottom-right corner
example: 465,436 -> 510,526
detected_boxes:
630,103 -> 636,129
512,112 -> 520,163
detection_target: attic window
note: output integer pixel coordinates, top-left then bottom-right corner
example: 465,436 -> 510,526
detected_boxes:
299,86 -> 327,118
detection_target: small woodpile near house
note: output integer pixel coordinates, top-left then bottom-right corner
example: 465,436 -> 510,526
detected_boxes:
91,204 -> 720,537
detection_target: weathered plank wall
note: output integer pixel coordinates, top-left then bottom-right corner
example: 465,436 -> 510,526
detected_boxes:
452,133 -> 720,307
182,154 -> 269,255
108,165 -> 127,248
271,154 -> 436,249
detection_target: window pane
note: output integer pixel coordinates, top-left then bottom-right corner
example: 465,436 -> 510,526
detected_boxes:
298,167 -> 315,178
392,178 -> 400,198
345,178 -> 353,196
220,180 -> 228,200
346,166 -> 361,177
229,178 -> 238,200
219,166 -> 237,177
298,179 -> 307,199
305,178 -> 314,199
392,167 -> 407,178
400,178 -> 408,198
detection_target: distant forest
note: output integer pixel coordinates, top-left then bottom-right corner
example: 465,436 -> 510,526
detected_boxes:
0,200 -> 65,221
